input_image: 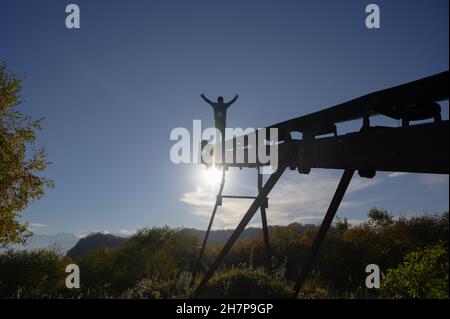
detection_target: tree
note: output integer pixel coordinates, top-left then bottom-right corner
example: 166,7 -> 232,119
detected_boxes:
0,62 -> 53,247
382,243 -> 449,298
335,216 -> 350,233
0,248 -> 71,298
200,267 -> 292,299
368,207 -> 393,228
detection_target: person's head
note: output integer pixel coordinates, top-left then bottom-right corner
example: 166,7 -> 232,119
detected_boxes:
217,96 -> 224,103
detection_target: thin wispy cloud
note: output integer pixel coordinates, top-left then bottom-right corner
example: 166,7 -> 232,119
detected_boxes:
28,223 -> 48,231
181,186 -> 254,229
75,230 -> 110,238
181,170 -> 381,228
388,172 -> 409,178
267,171 -> 380,225
74,229 -> 135,238
119,229 -> 136,236
419,174 -> 449,188
387,172 -> 448,188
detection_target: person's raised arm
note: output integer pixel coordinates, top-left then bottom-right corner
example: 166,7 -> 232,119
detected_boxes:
201,94 -> 215,106
226,94 -> 239,108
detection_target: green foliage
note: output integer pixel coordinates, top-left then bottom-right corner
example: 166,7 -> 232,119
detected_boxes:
0,211 -> 447,299
221,211 -> 449,295
0,249 -> 71,298
200,267 -> 292,299
67,233 -> 126,259
298,271 -> 334,299
123,271 -> 193,299
0,62 -> 53,247
382,243 -> 449,299
335,216 -> 350,233
368,207 -> 394,227
75,247 -> 117,298
76,227 -> 200,297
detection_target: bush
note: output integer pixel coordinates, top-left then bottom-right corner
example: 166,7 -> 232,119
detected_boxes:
200,267 -> 292,299
75,227 -> 199,297
298,271 -> 334,299
381,243 -> 449,299
123,271 -> 192,299
0,249 -> 71,298
76,247 -> 117,298
0,211 -> 447,299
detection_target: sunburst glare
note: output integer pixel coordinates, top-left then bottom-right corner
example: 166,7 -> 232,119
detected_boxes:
202,166 -> 223,186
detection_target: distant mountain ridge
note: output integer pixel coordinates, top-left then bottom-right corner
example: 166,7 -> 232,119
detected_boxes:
182,227 -> 263,245
66,233 -> 127,259
182,223 -> 316,245
7,232 -> 128,255
63,229 -> 264,259
9,233 -> 79,253
5,223 -> 317,258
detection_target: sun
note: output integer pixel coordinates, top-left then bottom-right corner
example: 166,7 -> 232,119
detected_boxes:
202,167 -> 223,186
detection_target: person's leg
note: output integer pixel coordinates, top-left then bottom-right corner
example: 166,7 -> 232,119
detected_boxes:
214,119 -> 225,163
214,120 -> 225,164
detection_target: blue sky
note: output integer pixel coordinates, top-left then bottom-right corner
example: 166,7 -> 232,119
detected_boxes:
1,0 -> 448,235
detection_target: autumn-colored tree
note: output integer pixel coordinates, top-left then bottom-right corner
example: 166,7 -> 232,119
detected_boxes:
0,62 -> 53,247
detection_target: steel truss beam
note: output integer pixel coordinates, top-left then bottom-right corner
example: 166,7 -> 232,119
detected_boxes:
219,120 -> 449,175
193,71 -> 449,298
193,120 -> 449,297
289,121 -> 449,175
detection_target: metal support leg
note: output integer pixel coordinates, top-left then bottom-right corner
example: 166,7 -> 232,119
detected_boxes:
191,168 -> 226,286
292,169 -> 355,297
258,167 -> 272,274
193,151 -> 290,298
193,166 -> 286,297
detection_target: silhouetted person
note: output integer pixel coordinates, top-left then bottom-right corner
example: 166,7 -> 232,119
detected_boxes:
201,94 -> 239,163
201,94 -> 238,137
